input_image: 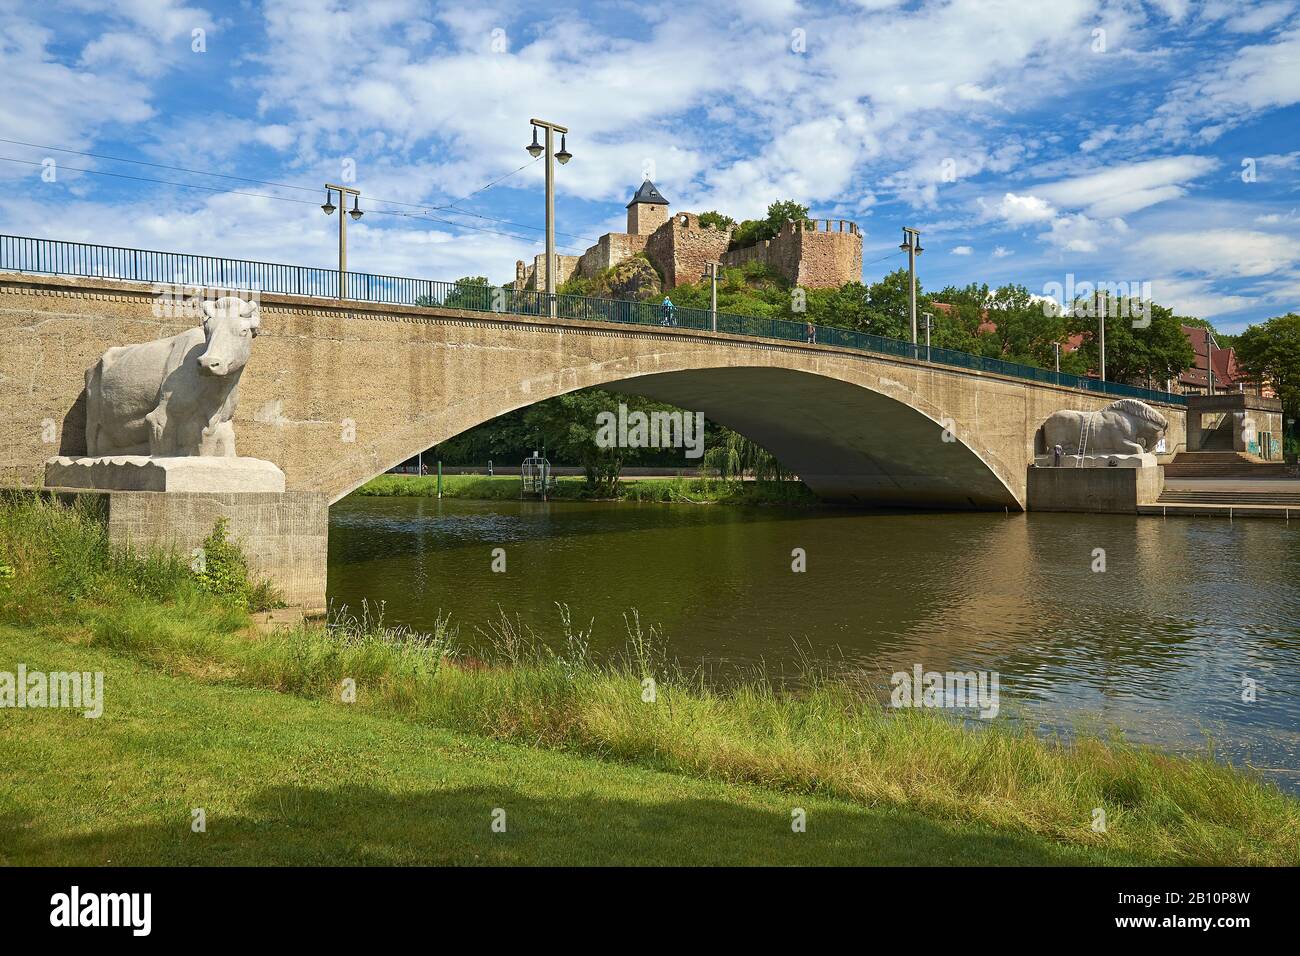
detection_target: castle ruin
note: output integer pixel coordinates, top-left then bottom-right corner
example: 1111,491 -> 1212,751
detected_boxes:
513,181 -> 863,294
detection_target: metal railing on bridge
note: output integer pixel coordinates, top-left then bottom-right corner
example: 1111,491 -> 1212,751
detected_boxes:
0,233 -> 1185,406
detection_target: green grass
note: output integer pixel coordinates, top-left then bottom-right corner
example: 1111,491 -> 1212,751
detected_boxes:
2,493 -> 1298,866
0,625 -> 1126,865
356,473 -> 819,506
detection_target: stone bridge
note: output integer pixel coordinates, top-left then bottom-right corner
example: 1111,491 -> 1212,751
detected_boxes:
2,272 -> 1185,512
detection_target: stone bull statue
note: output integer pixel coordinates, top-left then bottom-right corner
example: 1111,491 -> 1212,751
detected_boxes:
84,296 -> 260,457
1039,398 -> 1168,457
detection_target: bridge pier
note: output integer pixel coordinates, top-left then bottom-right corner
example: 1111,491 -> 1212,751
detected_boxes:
44,488 -> 329,613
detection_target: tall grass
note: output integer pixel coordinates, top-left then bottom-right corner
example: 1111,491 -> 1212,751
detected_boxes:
2,493 -> 1297,865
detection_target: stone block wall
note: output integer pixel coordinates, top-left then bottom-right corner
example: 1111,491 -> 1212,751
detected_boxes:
515,253 -> 581,292
721,219 -> 862,288
627,202 -> 668,236
1026,465 -> 1162,513
102,489 -> 328,612
577,232 -> 649,280
791,220 -> 863,288
644,213 -> 732,289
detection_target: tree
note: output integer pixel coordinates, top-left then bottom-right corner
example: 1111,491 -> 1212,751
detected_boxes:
859,267 -> 926,340
698,210 -> 735,231
729,199 -> 811,249
1066,296 -> 1194,387
418,275 -> 493,311
1237,313 -> 1300,425
702,427 -> 790,481
982,284 -> 1071,368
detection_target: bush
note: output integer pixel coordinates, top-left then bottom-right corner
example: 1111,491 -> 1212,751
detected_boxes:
192,517 -> 283,612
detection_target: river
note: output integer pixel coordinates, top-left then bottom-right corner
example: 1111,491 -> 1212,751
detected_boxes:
328,496 -> 1300,791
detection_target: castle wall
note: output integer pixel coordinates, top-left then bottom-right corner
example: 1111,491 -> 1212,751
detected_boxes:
792,220 -> 863,288
577,233 -> 648,280
515,253 -> 581,291
721,219 -> 862,289
518,209 -> 862,295
644,213 -> 732,289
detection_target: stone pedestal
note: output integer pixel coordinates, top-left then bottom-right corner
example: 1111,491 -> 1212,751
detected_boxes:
1031,452 -> 1157,470
1027,463 -> 1163,514
45,455 -> 285,493
40,488 -> 327,614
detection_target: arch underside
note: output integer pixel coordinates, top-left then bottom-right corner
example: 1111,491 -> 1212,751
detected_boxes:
604,367 -> 1019,510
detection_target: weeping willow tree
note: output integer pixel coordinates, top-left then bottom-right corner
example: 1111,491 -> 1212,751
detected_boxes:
702,428 -> 792,481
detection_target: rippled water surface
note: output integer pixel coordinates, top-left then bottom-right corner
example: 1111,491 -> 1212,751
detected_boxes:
329,497 -> 1300,790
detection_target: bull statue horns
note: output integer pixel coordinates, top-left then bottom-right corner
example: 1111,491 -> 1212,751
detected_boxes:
200,294 -> 260,329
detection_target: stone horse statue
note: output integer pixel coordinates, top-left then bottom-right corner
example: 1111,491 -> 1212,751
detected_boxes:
84,296 -> 261,457
1039,398 -> 1168,457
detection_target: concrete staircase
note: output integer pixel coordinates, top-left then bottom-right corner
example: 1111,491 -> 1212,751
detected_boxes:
1162,451 -> 1291,479
1158,488 -> 1300,506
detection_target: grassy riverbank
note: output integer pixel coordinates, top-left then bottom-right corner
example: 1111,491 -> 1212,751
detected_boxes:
356,473 -> 819,506
2,494 -> 1297,866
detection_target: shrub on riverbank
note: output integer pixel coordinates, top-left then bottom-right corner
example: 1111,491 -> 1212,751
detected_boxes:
2,494 -> 1297,866
355,473 -> 818,506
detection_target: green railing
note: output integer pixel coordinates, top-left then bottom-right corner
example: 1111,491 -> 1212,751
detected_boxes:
0,233 -> 1185,406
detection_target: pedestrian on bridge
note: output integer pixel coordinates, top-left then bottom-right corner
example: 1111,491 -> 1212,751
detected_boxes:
660,297 -> 677,327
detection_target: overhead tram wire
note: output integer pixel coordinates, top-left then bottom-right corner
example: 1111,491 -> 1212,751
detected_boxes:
0,137 -> 598,244
0,155 -> 592,253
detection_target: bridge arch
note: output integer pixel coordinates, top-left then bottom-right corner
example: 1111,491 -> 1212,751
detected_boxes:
333,349 -> 1021,510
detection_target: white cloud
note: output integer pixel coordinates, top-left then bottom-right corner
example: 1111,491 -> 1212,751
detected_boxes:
955,82 -> 1002,103
1134,229 -> 1300,278
1033,155 -> 1217,217
1041,213 -> 1128,253
1153,28 -> 1300,141
951,245 -> 973,255
1225,2 -> 1296,33
1150,277 -> 1252,319
983,192 -> 1056,224
993,246 -> 1012,258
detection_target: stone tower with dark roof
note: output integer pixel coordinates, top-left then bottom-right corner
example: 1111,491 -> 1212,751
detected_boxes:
626,179 -> 669,236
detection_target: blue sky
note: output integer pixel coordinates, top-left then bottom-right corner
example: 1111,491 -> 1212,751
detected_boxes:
2,0 -> 1298,331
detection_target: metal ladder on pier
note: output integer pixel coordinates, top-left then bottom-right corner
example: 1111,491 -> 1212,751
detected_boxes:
1075,412 -> 1095,466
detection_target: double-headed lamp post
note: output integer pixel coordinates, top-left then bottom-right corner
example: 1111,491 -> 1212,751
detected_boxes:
899,227 -> 923,346
321,184 -> 364,299
526,119 -> 572,318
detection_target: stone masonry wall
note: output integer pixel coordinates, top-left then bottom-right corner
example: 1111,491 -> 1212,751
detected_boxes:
643,213 -> 732,289
721,219 -> 862,288
516,253 -> 581,291
627,202 -> 668,236
792,220 -> 863,288
106,490 -> 329,612
577,233 -> 648,280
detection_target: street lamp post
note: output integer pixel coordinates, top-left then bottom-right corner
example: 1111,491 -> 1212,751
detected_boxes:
526,119 -> 572,318
1206,331 -> 1218,395
921,311 -> 933,363
703,262 -> 720,331
321,184 -> 363,300
1098,308 -> 1106,383
899,227 -> 923,347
